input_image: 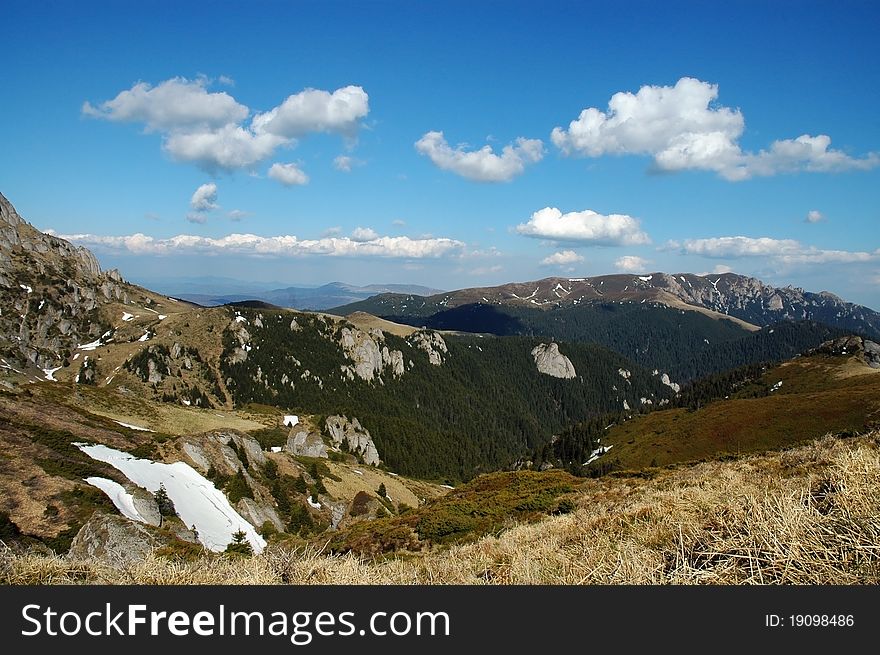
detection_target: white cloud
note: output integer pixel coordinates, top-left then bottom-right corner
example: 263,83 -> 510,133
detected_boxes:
806,210 -> 825,223
333,155 -> 363,172
227,209 -> 250,221
516,207 -> 650,245
164,124 -> 286,171
83,77 -> 248,131
614,255 -> 652,272
712,264 -> 735,274
254,86 -> 369,138
673,236 -> 877,265
391,219 -> 406,227
85,79 -> 369,173
552,77 -> 878,180
541,250 -> 584,266
190,183 -> 218,212
58,231 -> 466,259
351,227 -> 379,242
268,162 -> 309,186
415,131 -> 544,182
185,212 -> 208,224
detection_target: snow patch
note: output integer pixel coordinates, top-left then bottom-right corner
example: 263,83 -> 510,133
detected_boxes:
638,275 -> 652,282
76,443 -> 265,553
283,415 -> 299,427
43,366 -> 62,381
270,446 -> 282,453
20,284 -> 32,293
583,445 -> 613,466
114,420 -> 155,432
307,496 -> 322,509
122,312 -> 135,322
158,315 -> 167,320
138,330 -> 151,342
85,477 -> 147,523
770,380 -> 783,392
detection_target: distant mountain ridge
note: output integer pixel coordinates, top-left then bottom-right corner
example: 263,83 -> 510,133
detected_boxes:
330,272 -> 880,340
173,281 -> 445,310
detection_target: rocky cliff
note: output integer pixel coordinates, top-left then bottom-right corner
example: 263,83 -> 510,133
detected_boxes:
0,192 -> 162,377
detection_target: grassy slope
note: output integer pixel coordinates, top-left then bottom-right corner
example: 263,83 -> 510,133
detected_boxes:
4,431 -> 878,584
598,353 -> 880,470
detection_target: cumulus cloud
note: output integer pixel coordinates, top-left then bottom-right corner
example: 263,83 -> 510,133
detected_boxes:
268,162 -> 309,186
84,78 -> 369,173
552,77 -> 878,181
415,131 -> 544,182
516,207 -> 650,246
806,210 -> 825,223
351,227 -> 380,242
82,77 -> 248,131
254,86 -> 369,138
57,231 -> 466,259
672,236 -> 877,265
190,183 -> 218,212
185,212 -> 208,224
614,255 -> 652,272
165,124 -> 285,171
541,250 -> 584,266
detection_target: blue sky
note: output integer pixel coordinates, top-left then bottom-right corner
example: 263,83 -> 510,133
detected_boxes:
2,0 -> 879,307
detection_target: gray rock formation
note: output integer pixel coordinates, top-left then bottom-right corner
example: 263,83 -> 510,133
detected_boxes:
408,331 -> 448,365
236,497 -> 284,532
660,373 -> 681,393
338,325 -> 405,381
0,192 -> 146,374
285,430 -> 328,459
813,335 -> 880,369
67,512 -> 159,566
325,415 -> 381,465
531,342 -> 576,379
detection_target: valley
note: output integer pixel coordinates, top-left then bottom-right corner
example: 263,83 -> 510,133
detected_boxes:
1,191 -> 879,584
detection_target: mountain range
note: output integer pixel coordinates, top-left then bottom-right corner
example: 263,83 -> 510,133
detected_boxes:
1,189 -> 879,566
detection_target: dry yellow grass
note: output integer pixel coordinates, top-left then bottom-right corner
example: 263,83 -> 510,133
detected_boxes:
3,432 -> 878,585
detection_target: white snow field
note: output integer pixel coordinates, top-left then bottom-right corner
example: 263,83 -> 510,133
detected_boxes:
76,443 -> 265,553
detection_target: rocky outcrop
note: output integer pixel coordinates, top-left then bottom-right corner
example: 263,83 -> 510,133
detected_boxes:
236,497 -> 284,532
285,429 -> 328,459
0,192 -> 152,374
660,373 -> 681,393
338,325 -> 405,382
408,330 -> 448,366
813,336 -> 880,369
67,512 -> 159,566
531,343 -> 576,379
325,415 -> 381,466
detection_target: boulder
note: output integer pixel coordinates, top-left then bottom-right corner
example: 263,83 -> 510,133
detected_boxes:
67,512 -> 159,566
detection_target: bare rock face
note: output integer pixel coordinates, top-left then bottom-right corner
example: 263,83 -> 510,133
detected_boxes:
0,192 -> 148,375
67,512 -> 159,566
408,330 -> 448,365
338,325 -> 405,381
285,430 -> 328,459
813,335 -> 880,369
531,342 -> 576,379
325,415 -> 381,466
236,497 -> 284,532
